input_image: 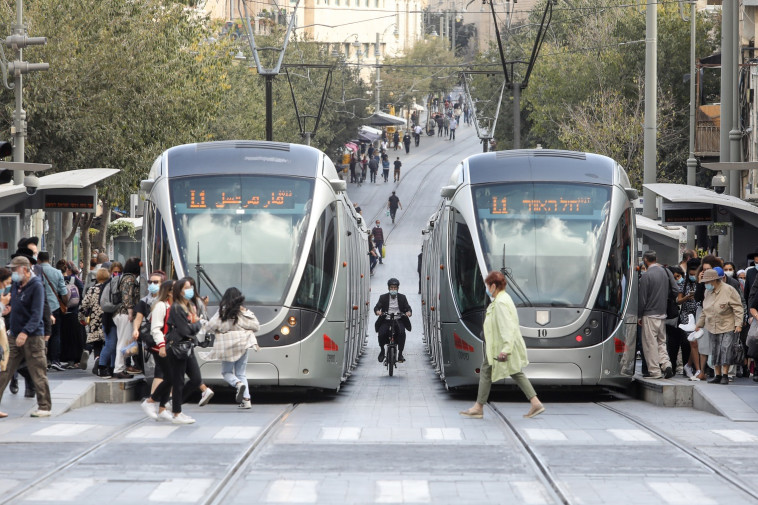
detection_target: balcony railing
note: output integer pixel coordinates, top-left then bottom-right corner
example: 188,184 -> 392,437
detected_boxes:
695,123 -> 720,157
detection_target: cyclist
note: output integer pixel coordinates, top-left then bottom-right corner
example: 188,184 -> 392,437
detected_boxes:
374,278 -> 412,363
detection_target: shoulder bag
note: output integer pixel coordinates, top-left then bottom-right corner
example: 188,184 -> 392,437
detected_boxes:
42,271 -> 68,315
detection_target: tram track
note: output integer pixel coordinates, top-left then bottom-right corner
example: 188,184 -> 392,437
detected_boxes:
596,401 -> 758,502
1,403 -> 298,504
363,130 -> 476,243
488,404 -> 573,505
0,417 -> 150,505
201,403 -> 298,505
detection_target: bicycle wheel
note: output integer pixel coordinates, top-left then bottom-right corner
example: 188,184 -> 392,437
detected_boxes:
387,345 -> 396,376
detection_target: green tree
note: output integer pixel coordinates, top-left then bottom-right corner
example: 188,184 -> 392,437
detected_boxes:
0,0 -> 234,260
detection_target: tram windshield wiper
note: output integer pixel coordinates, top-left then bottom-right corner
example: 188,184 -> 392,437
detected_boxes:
195,243 -> 223,301
500,244 -> 532,307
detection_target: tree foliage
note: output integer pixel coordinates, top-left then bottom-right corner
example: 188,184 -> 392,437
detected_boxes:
482,0 -> 719,188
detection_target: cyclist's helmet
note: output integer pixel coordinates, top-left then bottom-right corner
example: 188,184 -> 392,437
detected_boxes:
387,278 -> 400,288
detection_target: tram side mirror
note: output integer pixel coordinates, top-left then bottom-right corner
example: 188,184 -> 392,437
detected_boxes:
140,179 -> 155,193
440,185 -> 457,199
625,188 -> 639,201
330,180 -> 347,193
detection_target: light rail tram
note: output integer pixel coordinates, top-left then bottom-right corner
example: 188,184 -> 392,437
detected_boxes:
140,141 -> 371,391
421,149 -> 638,389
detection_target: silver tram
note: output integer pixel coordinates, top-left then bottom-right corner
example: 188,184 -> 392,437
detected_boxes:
140,141 -> 371,391
421,149 -> 638,389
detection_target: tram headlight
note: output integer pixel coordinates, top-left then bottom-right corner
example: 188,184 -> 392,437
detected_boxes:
280,326 -> 291,336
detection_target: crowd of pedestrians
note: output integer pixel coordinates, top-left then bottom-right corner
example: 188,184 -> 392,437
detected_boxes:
0,238 -> 260,423
639,248 -> 758,384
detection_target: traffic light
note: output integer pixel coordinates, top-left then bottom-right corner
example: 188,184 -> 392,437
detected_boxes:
0,141 -> 13,184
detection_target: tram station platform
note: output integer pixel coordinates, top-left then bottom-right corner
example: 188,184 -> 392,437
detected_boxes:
9,359 -> 758,424
0,365 -> 144,418
633,373 -> 758,421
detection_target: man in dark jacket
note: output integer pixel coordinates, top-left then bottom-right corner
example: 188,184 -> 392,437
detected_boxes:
0,256 -> 51,417
371,221 -> 384,264
374,278 -> 412,363
402,132 -> 411,154
638,250 -> 678,379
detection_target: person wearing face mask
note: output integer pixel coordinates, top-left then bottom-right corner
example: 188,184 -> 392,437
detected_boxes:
166,277 -> 214,424
374,278 -> 412,363
460,270 -> 544,419
665,266 -> 690,377
738,269 -> 747,291
695,269 -> 744,384
680,258 -> 704,380
714,266 -> 748,378
0,256 -> 51,418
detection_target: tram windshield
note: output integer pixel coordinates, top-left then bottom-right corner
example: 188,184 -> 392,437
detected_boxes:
169,175 -> 314,305
472,182 -> 611,307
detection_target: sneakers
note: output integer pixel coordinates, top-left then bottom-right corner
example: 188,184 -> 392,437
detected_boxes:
198,388 -> 214,407
98,366 -> 112,379
378,348 -> 385,363
235,383 -> 247,404
689,370 -> 702,381
663,367 -> 674,379
79,350 -> 89,370
171,412 -> 195,424
239,399 -> 252,409
157,409 -> 173,422
49,362 -> 65,372
30,409 -> 51,417
684,364 -> 694,378
141,399 -> 158,420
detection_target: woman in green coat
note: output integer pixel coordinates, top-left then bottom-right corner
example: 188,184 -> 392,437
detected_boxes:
460,271 -> 545,419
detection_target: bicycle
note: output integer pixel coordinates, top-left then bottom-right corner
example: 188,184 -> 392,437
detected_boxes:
382,312 -> 399,376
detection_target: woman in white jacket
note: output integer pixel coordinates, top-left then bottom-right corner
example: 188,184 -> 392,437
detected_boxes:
140,281 -> 174,422
203,287 -> 260,409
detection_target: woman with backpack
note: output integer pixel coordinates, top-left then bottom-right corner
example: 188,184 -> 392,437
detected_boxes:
203,287 -> 260,409
165,277 -> 214,424
56,260 -> 85,369
111,257 -> 141,379
97,261 -> 123,379
140,280 -> 175,422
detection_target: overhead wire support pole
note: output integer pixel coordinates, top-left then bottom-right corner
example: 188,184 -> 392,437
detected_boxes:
239,0 -> 302,141
487,0 -> 510,85
283,63 -> 335,145
487,0 -> 553,149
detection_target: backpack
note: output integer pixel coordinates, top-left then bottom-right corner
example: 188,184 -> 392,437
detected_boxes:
139,304 -> 170,348
99,276 -> 123,313
66,278 -> 80,309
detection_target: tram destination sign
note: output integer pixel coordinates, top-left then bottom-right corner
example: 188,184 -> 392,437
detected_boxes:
661,203 -> 713,226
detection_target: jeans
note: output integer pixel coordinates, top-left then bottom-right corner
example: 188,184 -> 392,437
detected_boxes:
374,240 -> 383,263
222,350 -> 250,400
99,324 -> 117,368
